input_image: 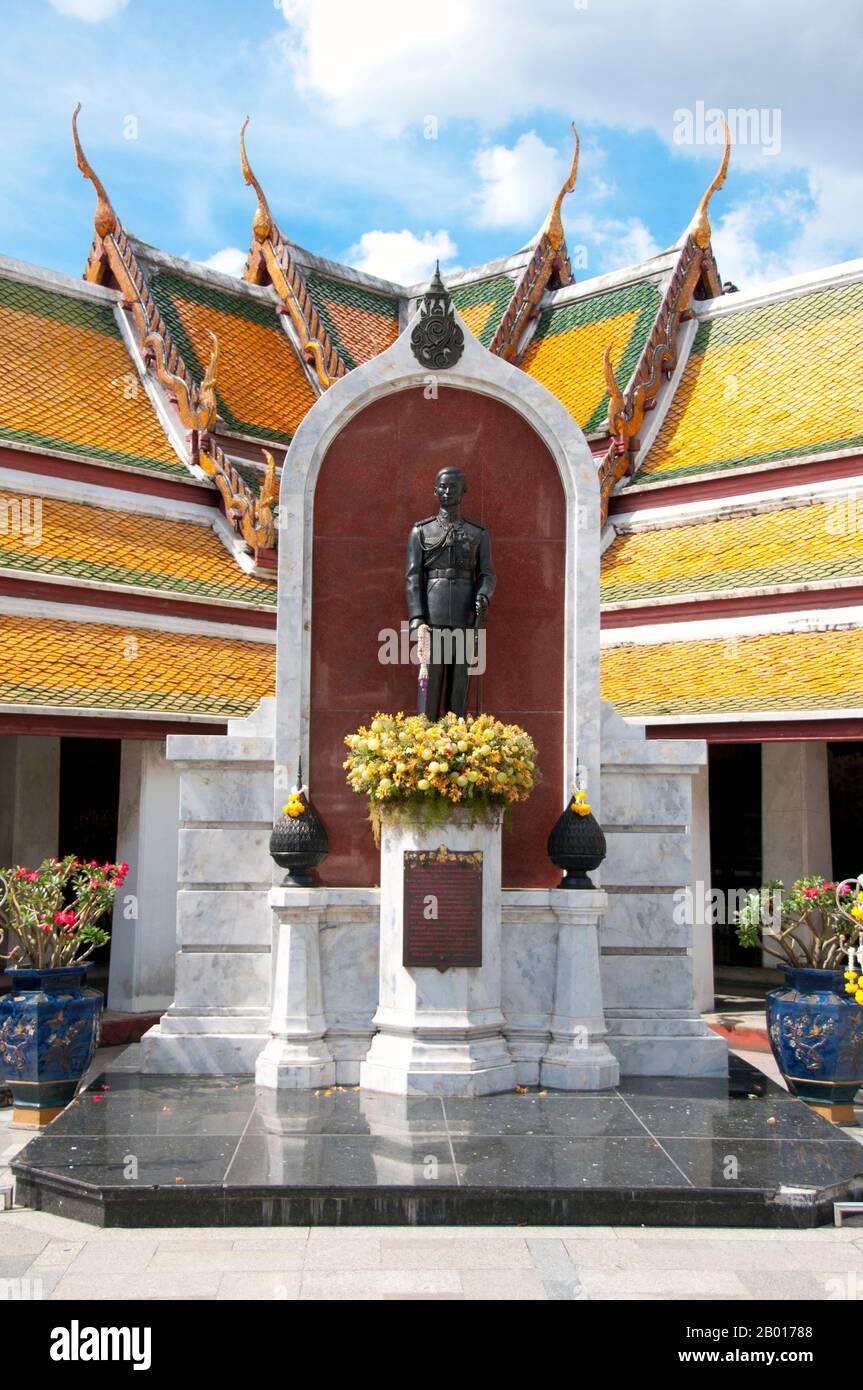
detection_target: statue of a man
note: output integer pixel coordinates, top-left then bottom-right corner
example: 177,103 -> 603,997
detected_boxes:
405,467 -> 496,719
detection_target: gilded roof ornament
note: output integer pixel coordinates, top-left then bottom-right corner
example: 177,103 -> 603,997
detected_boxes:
541,123 -> 580,251
603,345 -> 627,438
71,103 -> 117,240
260,450 -> 279,514
689,120 -> 731,250
240,117 -> 274,243
198,330 -> 219,431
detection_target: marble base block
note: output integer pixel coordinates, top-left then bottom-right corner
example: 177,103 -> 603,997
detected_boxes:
360,811 -> 517,1098
539,891 -> 620,1091
255,892 -> 335,1089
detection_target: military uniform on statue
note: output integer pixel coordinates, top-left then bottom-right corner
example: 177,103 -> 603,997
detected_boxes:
405,466 -> 495,719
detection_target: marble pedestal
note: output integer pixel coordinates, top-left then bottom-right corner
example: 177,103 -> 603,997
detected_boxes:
360,812 -> 517,1098
255,888 -> 336,1089
540,891 -> 620,1090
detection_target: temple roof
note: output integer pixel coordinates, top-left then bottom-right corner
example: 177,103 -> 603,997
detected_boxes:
133,242 -> 318,447
601,492 -> 863,607
634,261 -> 863,483
0,258 -> 185,477
2,110 -> 861,734
521,259 -> 672,436
0,610 -> 275,719
600,627 -> 863,719
0,489 -> 276,609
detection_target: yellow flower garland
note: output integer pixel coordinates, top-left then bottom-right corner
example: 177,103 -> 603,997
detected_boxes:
343,712 -> 539,816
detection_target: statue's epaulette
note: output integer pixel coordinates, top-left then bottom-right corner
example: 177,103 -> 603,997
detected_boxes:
416,516 -> 437,526
463,517 -> 485,530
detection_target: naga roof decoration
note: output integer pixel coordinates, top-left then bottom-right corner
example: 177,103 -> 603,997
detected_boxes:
596,124 -> 731,523
489,123 -> 580,362
240,118 -> 347,389
72,106 -> 277,563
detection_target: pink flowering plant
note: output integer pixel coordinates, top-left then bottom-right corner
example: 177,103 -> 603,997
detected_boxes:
0,855 -> 128,969
735,875 -> 857,969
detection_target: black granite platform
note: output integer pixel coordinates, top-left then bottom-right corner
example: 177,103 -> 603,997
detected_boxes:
12,1059 -> 863,1228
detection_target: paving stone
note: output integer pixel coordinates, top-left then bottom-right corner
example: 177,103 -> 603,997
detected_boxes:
66,1242 -> 158,1274
50,1272 -> 222,1300
217,1272 -> 302,1300
301,1270 -> 461,1297
303,1239 -> 382,1270
458,1269 -> 547,1300
578,1268 -> 749,1298
151,1246 -> 304,1272
380,1238 -> 532,1269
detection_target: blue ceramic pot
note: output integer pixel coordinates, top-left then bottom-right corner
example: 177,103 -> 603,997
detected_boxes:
0,966 -> 102,1127
766,966 -> 863,1123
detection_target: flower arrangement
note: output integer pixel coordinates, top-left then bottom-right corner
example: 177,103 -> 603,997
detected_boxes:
735,875 -> 858,971
0,855 -> 128,969
344,711 -> 539,838
569,789 -> 591,816
282,789 -> 306,818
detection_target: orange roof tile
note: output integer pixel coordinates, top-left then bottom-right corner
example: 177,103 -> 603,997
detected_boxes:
637,279 -> 863,481
148,269 -> 317,444
602,496 -> 863,604
601,627 -> 863,716
521,280 -> 662,433
0,612 -> 275,717
0,491 -> 276,606
0,275 -> 186,475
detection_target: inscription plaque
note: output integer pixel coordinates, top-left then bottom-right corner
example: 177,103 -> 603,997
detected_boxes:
403,846 -> 483,970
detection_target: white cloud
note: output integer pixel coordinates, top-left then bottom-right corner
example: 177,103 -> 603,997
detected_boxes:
564,211 -> 661,276
345,229 -> 457,284
49,0 -> 128,20
197,247 -> 247,278
473,132 -> 562,229
274,0 -> 860,169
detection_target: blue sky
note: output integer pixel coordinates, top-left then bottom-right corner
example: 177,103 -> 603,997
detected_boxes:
0,0 -> 860,291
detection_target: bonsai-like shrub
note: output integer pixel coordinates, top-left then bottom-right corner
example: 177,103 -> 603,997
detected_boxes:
735,876 -> 857,970
0,855 -> 128,969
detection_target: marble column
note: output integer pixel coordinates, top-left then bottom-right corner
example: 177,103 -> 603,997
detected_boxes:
541,890 -> 620,1090
0,735 -> 59,867
762,741 -> 832,885
108,740 -> 182,1013
255,887 -> 335,1089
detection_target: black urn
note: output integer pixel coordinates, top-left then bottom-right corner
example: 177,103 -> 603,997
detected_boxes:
547,798 -> 607,890
269,789 -> 329,886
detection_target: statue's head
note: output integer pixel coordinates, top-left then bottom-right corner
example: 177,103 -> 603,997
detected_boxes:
434,467 -> 467,508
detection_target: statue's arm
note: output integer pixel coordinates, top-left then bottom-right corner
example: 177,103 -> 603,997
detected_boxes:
475,529 -> 496,610
405,526 -> 427,629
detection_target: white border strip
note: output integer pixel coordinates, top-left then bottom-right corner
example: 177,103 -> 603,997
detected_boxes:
601,605 -> 863,646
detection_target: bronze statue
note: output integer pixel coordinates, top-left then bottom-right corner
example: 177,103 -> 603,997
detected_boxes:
405,468 -> 495,719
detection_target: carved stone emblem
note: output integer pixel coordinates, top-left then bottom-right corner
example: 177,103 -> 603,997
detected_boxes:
410,262 -> 464,370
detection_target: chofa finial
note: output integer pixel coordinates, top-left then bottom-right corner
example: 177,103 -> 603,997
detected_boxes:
603,345 -> 627,437
240,117 -> 274,243
71,103 -> 117,241
542,122 -> 580,251
689,120 -> 731,250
